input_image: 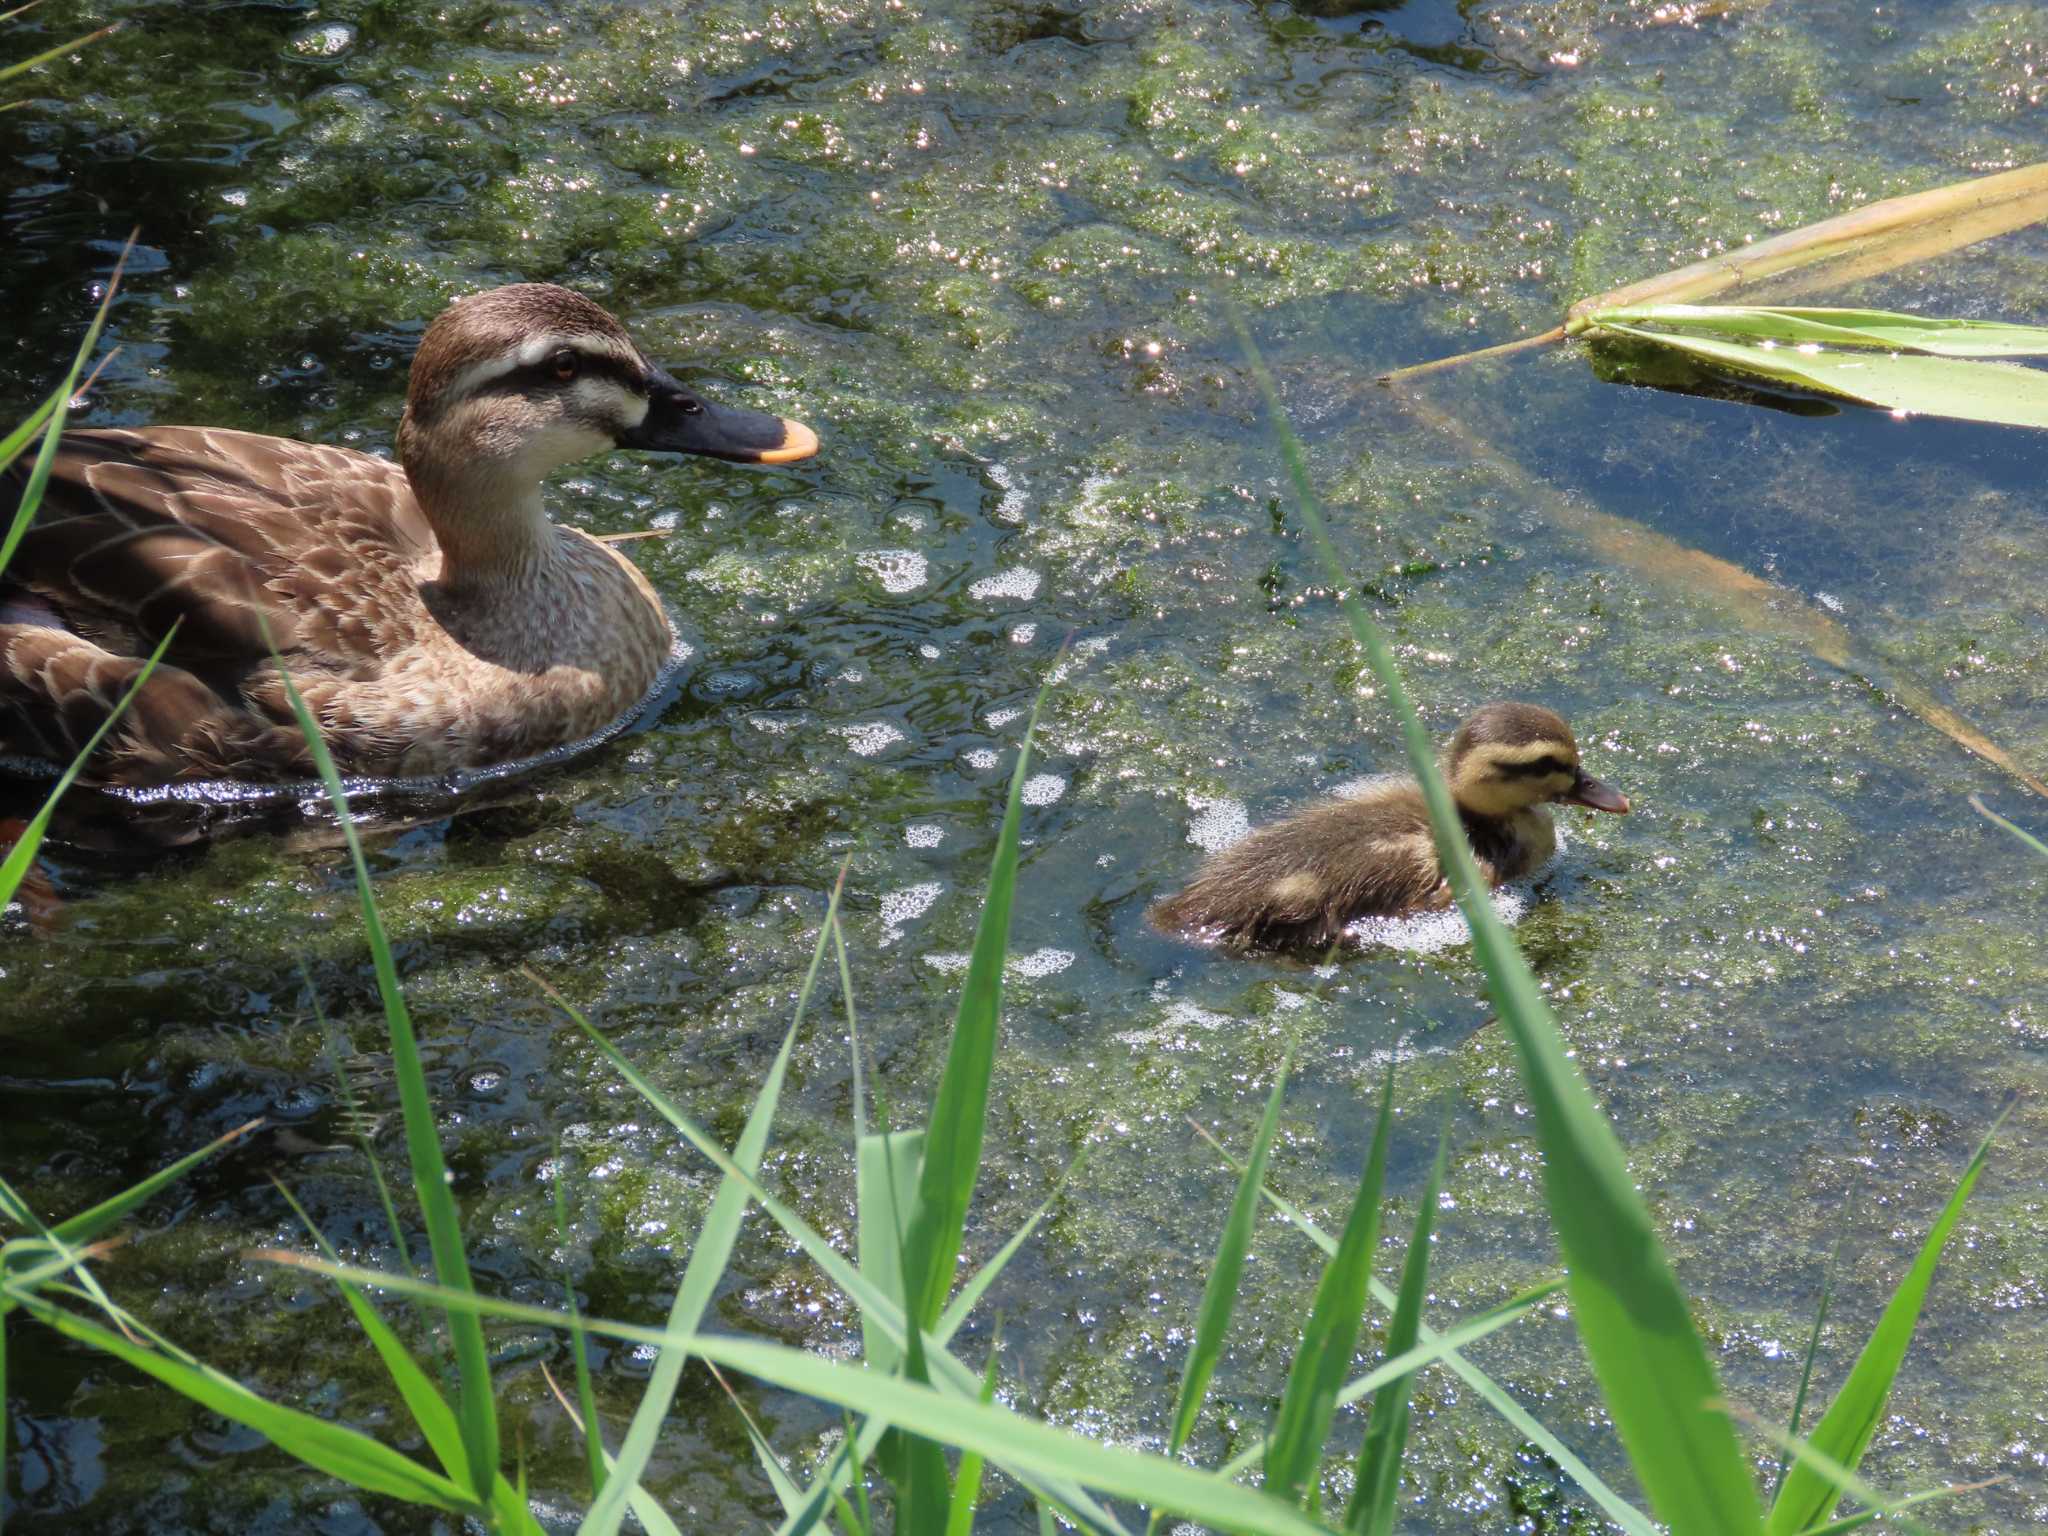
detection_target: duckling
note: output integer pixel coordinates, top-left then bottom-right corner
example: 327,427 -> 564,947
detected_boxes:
1149,701 -> 1629,950
0,283 -> 819,788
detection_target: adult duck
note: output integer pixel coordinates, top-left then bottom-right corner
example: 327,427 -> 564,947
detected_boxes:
1149,701 -> 1630,950
0,282 -> 818,787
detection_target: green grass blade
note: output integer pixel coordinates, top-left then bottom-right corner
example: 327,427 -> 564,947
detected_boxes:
945,1332 -> 1003,1536
937,1135 -> 1090,1346
0,623 -> 177,912
1194,1119 -> 1653,1535
1773,1228 -> 1847,1500
708,1361 -> 808,1519
1591,319 -> 2048,430
240,1255 -> 1339,1536
1590,304 -> 2048,358
857,1130 -> 925,1377
1970,794 -> 2048,859
1263,1068 -> 1394,1506
1792,1477 -> 2000,1536
1347,1118 -> 1449,1535
1234,305 -> 1761,1536
0,237 -> 127,578
11,1290 -> 478,1514
46,1116 -> 261,1248
549,1162 -> 606,1501
305,964 -> 415,1276
1167,1059 -> 1291,1464
1739,1406 -> 1945,1536
271,1179 -> 552,1536
0,23 -> 114,85
0,386 -> 61,475
1218,1283 -> 1557,1483
562,927 -> 828,1536
1765,1109 -> 2008,1535
270,656 -> 499,1507
902,688 -> 1045,1332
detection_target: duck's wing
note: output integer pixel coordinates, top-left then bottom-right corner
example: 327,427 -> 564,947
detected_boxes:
0,426 -> 436,667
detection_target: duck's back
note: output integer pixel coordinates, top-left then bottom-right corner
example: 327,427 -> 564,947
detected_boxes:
0,427 -> 440,782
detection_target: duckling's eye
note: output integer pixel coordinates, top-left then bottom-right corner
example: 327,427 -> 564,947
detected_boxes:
551,349 -> 579,382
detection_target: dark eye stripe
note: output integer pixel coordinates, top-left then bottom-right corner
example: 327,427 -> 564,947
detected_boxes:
1496,755 -> 1572,779
477,352 -> 647,397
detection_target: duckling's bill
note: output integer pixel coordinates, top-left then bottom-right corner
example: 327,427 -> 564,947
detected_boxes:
1559,767 -> 1630,814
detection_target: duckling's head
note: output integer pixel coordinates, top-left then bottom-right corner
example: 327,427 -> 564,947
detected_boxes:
1443,702 -> 1631,820
398,283 -> 818,488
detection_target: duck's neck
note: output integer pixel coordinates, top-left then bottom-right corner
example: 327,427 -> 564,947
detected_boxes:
406,463 -> 563,593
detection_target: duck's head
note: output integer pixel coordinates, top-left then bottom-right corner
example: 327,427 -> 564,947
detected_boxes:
1443,701 -> 1631,819
397,283 -> 818,489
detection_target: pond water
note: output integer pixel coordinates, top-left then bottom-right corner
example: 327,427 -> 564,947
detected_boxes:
5,0 -> 2048,1530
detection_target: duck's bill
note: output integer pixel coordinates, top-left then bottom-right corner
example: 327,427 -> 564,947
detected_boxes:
1560,770 -> 1630,814
622,372 -> 820,463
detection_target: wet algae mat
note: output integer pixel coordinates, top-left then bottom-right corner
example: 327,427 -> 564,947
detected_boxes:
5,0 -> 2048,1530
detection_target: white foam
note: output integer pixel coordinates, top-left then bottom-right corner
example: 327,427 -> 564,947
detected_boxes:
986,462 -> 1028,523
1186,795 -> 1250,852
1115,999 -> 1233,1050
1346,885 -> 1529,953
968,568 -> 1041,602
984,707 -> 1024,728
904,823 -> 944,848
1010,623 -> 1037,644
963,748 -> 1000,770
834,721 -> 906,757
922,951 -> 971,975
857,549 -> 929,594
880,881 -> 944,933
1010,947 -> 1075,978
1021,773 -> 1067,806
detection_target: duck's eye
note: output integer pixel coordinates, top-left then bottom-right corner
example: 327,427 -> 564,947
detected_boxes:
676,396 -> 703,415
551,349 -> 580,382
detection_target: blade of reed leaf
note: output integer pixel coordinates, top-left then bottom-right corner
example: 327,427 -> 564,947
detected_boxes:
563,867 -> 840,1536
550,1163 -> 606,1501
271,657 -> 499,1508
1218,1284 -> 1557,1483
937,1136 -> 1091,1345
0,23 -> 114,84
258,1122 -> 1138,1536
272,1182 -> 549,1536
1765,1109 -> 2008,1536
1263,1068 -> 1394,1507
1192,1119 -> 1653,1536
245,1256 -> 1342,1536
0,387 -> 61,475
306,969 -> 415,1275
0,623 -> 177,912
708,1361 -> 808,1519
1969,794 -> 2048,859
1588,305 -> 2048,358
1589,320 -> 2048,430
47,1117 -> 260,1248
1235,307 -> 1764,1536
902,688 -> 1045,1333
1794,1478 -> 2002,1536
1387,163 -> 2048,381
1566,162 -> 2048,318
1347,1119 -> 1449,1536
1732,1405 -> 1946,1536
1773,1228 -> 1847,1501
540,1366 -> 687,1536
944,1332 -> 1003,1536
1165,1059 -> 1291,1473
11,1291 -> 478,1514
1,236 -> 128,576
858,1130 -> 925,1377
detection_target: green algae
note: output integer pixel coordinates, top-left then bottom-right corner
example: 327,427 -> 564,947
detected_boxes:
6,0 -> 2048,1529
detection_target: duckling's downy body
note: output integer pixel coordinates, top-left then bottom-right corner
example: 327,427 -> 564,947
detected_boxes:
1149,702 -> 1629,950
0,283 -> 818,788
